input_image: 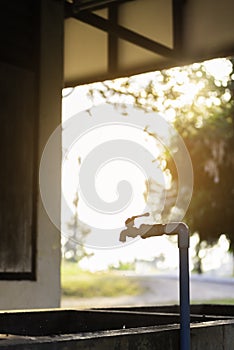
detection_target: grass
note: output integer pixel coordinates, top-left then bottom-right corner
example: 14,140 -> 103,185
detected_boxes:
61,261 -> 142,298
191,299 -> 234,305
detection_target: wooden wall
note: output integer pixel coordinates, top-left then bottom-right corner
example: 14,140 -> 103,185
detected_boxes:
0,0 -> 39,278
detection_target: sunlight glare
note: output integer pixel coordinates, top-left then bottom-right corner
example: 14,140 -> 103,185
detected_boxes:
204,58 -> 233,82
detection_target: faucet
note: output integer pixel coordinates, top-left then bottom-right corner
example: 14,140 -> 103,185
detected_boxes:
120,215 -> 189,248
119,216 -> 190,350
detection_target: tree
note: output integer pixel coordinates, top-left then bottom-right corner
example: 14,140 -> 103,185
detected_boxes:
62,190 -> 92,262
88,58 -> 234,268
172,60 -> 234,252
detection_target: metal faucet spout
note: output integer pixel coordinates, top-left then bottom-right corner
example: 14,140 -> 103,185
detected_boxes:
141,222 -> 189,248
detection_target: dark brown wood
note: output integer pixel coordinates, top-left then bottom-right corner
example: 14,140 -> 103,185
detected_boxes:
0,62 -> 36,276
71,11 -> 174,57
0,0 -> 36,70
0,0 -> 39,279
108,4 -> 119,74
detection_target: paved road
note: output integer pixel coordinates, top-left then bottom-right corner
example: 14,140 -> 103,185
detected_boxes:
61,274 -> 234,309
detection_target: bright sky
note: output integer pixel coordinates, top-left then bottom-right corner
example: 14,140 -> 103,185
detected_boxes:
62,87 -> 172,269
61,58 -> 232,272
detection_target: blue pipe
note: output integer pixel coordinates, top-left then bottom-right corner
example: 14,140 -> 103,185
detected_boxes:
140,222 -> 190,350
120,220 -> 190,349
167,222 -> 190,350
179,247 -> 190,350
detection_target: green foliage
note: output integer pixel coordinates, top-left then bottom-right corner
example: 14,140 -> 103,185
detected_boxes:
61,261 -> 142,297
108,261 -> 135,271
176,61 -> 234,250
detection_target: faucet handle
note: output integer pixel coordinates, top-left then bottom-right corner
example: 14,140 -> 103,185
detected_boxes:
124,212 -> 150,226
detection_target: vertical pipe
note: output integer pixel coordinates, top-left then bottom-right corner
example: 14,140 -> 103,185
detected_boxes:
130,221 -> 191,348
179,247 -> 190,350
